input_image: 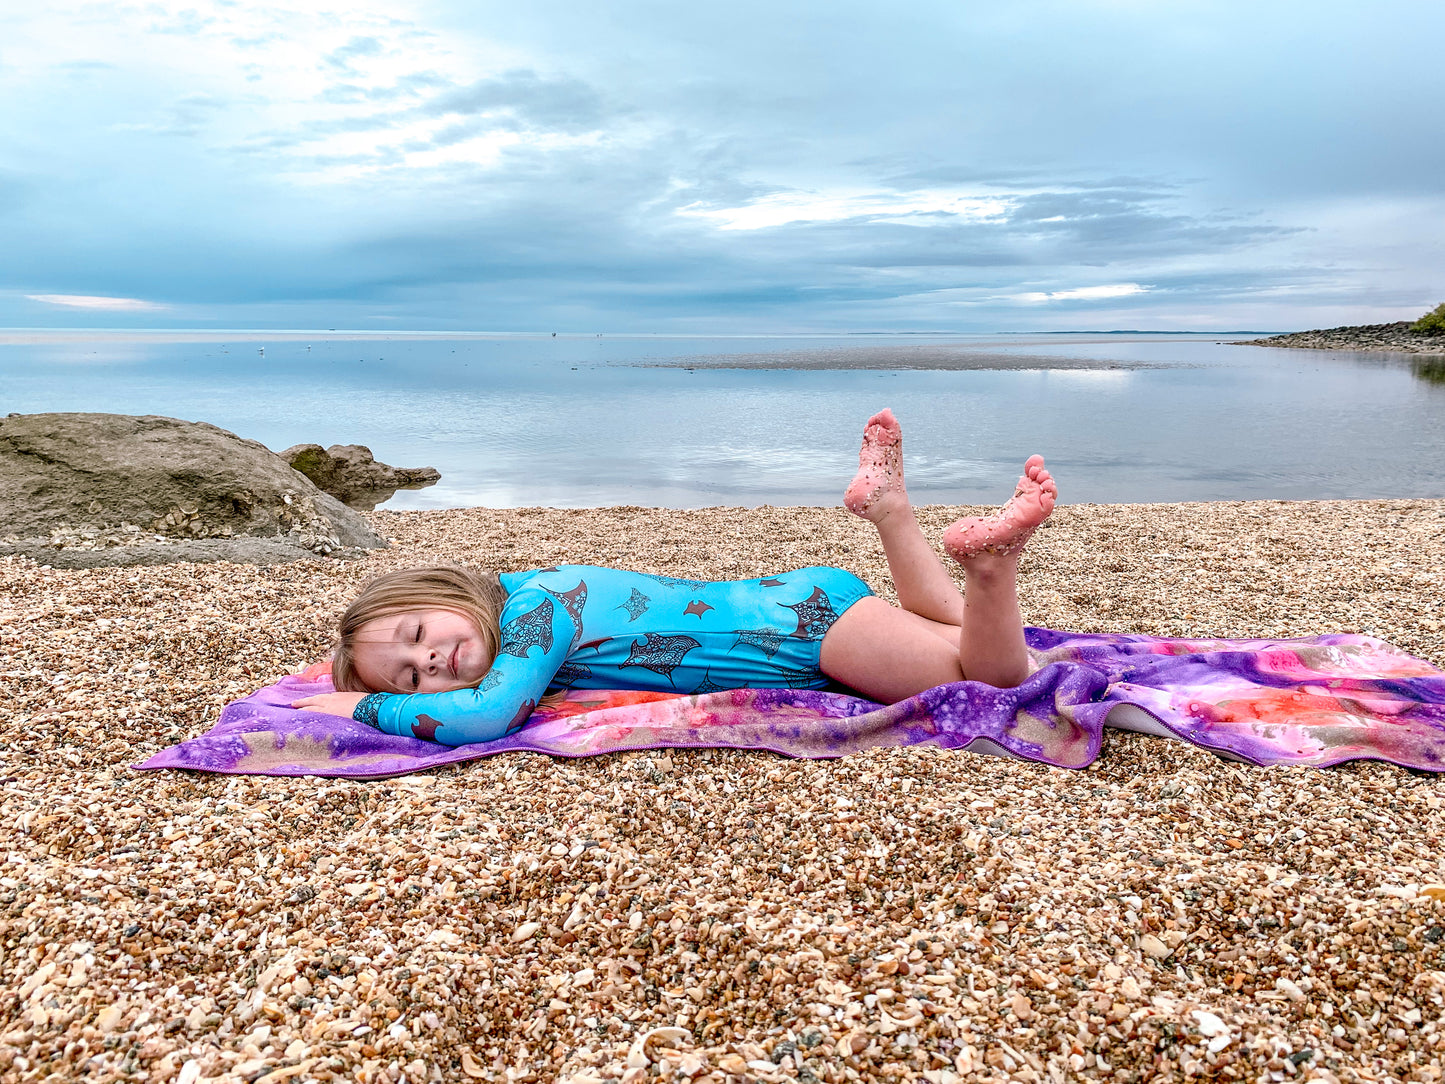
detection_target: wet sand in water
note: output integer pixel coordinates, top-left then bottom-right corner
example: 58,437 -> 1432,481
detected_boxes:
2,498 -> 1443,1083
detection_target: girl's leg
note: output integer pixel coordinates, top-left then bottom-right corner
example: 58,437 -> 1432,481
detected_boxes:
817,598 -> 967,701
824,445 -> 1056,697
843,409 -> 966,627
942,453 -> 1056,688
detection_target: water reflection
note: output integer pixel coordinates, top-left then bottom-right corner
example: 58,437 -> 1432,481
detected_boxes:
338,479 -> 440,512
1412,355 -> 1445,385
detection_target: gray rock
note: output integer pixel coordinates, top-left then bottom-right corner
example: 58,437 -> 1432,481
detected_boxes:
1234,322 -> 1445,355
0,413 -> 387,566
281,443 -> 440,510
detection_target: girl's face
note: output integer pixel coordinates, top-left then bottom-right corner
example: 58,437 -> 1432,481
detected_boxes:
350,608 -> 493,694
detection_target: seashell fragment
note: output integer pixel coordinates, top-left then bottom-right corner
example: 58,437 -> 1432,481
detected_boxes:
1379,884 -> 1418,899
1192,1010 -> 1228,1037
1139,933 -> 1170,959
1275,977 -> 1306,1002
716,1054 -> 749,1075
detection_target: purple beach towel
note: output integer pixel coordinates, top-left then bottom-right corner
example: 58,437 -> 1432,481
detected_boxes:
136,628 -> 1445,778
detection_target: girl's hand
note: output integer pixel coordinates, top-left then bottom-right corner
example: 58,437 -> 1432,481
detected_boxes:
291,691 -> 368,718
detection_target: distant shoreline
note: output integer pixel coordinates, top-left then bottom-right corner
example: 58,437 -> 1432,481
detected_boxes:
1234,321 -> 1445,355
0,328 -> 1259,344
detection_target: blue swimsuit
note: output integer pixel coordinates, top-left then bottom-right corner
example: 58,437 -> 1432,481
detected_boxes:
353,564 -> 873,745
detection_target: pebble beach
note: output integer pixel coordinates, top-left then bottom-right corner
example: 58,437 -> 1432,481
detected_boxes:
2,498 -> 1444,1084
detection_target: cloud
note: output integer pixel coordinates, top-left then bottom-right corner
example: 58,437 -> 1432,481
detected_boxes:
325,36 -> 386,74
1,0 -> 1442,330
1008,284 -> 1151,303
424,69 -> 608,133
27,294 -> 166,311
112,93 -> 228,137
677,189 -> 1011,231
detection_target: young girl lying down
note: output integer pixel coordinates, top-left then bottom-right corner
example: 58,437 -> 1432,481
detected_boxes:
292,410 -> 1057,745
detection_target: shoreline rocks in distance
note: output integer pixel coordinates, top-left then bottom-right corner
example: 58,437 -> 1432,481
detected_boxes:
0,413 -> 388,567
1234,320 -> 1445,354
281,443 -> 441,512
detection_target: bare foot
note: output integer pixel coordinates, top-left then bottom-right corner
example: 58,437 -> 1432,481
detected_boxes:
843,408 -> 909,523
942,454 -> 1057,561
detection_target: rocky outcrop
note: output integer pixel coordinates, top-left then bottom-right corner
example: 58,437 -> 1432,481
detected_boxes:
281,443 -> 440,511
0,413 -> 387,566
1236,322 -> 1445,354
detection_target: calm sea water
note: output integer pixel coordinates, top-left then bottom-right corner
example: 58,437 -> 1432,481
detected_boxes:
2,331 -> 1442,508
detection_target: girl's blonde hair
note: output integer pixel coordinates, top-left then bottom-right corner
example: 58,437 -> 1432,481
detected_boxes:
332,565 -> 508,693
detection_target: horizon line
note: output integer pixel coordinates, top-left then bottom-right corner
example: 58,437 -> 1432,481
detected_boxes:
0,326 -> 1286,337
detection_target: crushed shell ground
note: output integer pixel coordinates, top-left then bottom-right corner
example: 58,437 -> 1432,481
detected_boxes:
2,498 -> 1444,1084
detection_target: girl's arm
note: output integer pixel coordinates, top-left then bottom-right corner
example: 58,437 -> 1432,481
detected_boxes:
294,587 -> 576,746
291,690 -> 369,717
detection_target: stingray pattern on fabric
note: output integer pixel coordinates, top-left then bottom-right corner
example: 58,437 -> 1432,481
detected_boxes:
136,629 -> 1445,779
499,599 -> 554,657
733,629 -> 786,658
618,633 -> 703,685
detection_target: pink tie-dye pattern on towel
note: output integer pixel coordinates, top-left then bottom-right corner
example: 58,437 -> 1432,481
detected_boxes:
135,629 -> 1445,779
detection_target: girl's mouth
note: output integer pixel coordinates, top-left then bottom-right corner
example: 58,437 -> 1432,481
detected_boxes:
449,645 -> 460,678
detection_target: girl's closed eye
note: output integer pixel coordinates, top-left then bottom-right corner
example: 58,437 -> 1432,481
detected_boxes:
342,582 -> 499,699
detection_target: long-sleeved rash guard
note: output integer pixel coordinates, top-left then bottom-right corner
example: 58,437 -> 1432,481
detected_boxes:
353,564 -> 873,745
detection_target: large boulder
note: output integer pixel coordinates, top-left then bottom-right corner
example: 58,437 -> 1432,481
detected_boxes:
0,413 -> 387,566
281,443 -> 440,511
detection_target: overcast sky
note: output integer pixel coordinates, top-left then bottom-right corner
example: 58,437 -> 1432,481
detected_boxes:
2,0 -> 1441,332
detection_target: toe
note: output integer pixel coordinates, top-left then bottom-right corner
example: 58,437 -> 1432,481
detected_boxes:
864,409 -> 901,444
